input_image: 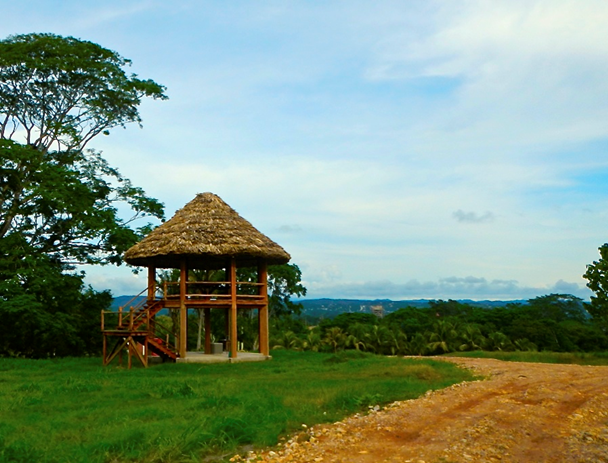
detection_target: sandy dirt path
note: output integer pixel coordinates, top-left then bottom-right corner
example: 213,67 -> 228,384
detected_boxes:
233,357 -> 608,463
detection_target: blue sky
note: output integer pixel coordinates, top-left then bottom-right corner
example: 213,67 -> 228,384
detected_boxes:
4,1 -> 608,300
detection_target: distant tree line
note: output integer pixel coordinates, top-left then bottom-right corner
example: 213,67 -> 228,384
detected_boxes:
264,294 -> 608,355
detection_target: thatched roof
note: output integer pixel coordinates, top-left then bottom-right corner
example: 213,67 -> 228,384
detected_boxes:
124,193 -> 291,269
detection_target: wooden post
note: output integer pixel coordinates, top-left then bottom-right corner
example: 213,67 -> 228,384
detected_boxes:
224,308 -> 230,349
144,336 -> 149,368
179,260 -> 188,358
258,260 -> 269,356
204,308 -> 212,354
147,266 -> 156,300
147,266 -> 156,338
102,334 -> 107,365
229,257 -> 238,358
127,337 -> 132,370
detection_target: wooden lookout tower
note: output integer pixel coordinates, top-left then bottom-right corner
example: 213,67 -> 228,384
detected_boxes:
101,193 -> 290,367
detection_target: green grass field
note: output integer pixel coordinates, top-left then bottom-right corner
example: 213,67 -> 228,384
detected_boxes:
0,350 -> 473,463
446,350 -> 608,365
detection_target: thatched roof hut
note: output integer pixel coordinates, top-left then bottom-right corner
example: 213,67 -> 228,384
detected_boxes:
124,192 -> 291,269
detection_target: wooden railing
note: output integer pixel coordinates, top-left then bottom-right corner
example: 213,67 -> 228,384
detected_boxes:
100,295 -> 163,333
161,280 -> 265,301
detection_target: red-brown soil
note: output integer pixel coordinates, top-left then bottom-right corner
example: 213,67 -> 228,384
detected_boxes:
233,357 -> 608,463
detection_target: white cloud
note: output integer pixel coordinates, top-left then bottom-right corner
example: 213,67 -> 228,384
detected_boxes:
6,1 -> 608,301
309,276 -> 591,300
84,266 -> 148,297
365,0 -> 608,155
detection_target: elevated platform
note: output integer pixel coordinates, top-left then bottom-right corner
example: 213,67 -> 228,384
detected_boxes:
102,266 -> 271,368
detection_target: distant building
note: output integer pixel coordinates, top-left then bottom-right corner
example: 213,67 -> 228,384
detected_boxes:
371,305 -> 385,318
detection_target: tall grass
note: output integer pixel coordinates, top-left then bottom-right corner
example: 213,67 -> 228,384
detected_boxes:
445,350 -> 608,366
0,350 -> 472,463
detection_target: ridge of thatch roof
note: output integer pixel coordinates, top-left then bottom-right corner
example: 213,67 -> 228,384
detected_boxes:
124,193 -> 291,269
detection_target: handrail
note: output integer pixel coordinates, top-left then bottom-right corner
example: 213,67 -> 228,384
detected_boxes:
101,298 -> 165,333
152,321 -> 178,355
163,293 -> 265,299
161,280 -> 264,295
162,280 -> 264,286
118,286 -> 149,311
126,299 -> 164,330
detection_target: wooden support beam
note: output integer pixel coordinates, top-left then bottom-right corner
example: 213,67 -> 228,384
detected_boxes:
179,260 -> 188,358
229,257 -> 238,358
224,307 -> 230,347
258,260 -> 269,356
128,337 -> 132,370
147,266 -> 156,301
103,336 -> 129,366
144,336 -> 149,368
102,334 -> 107,364
204,308 -> 212,354
128,337 -> 147,368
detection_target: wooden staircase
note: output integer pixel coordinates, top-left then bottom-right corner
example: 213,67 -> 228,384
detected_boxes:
102,293 -> 179,368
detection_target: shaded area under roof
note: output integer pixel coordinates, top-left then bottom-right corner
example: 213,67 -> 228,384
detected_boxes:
124,193 -> 291,269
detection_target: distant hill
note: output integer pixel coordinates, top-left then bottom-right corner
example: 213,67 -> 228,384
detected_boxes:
297,298 -> 527,319
111,295 -> 146,309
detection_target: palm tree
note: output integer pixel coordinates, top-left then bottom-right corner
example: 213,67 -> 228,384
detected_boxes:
426,320 -> 459,354
323,327 -> 347,353
363,325 -> 393,355
483,332 -> 514,351
300,331 -> 322,352
407,332 -> 428,356
344,334 -> 363,351
514,338 -> 538,352
347,323 -> 372,352
271,331 -> 301,350
458,324 -> 485,352
387,330 -> 409,355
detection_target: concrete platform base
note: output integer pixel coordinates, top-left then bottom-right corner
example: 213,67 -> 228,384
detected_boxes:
176,351 -> 272,364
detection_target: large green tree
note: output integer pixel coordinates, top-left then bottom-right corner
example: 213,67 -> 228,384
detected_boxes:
584,244 -> 608,332
0,33 -> 166,357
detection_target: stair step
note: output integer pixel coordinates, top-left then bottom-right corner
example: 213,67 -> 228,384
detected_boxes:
148,337 -> 178,360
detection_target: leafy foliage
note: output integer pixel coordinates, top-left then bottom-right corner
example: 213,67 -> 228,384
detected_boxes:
0,33 -> 166,152
236,264 -> 306,317
584,243 -> 608,331
0,33 -> 166,357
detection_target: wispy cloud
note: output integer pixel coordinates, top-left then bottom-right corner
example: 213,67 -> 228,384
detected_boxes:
453,210 -> 495,224
277,224 -> 303,234
74,1 -> 161,30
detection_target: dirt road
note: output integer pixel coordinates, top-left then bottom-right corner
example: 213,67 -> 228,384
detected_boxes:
233,357 -> 608,463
